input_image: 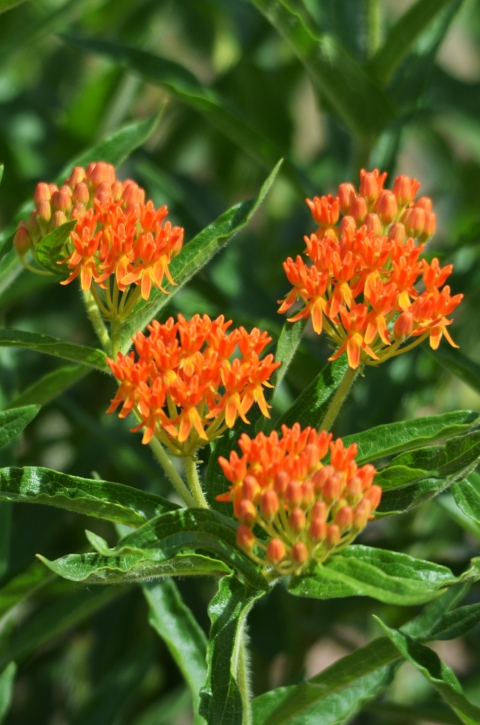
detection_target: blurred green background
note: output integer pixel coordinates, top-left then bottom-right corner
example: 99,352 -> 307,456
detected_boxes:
0,0 -> 480,723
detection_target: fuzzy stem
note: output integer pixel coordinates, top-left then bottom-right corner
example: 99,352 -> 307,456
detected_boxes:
148,436 -> 196,507
110,319 -> 123,358
318,364 -> 358,432
82,288 -> 111,354
184,456 -> 209,508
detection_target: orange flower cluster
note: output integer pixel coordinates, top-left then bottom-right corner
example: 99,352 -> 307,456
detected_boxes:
107,314 -> 281,456
14,162 -> 184,318
279,169 -> 463,369
217,424 -> 381,577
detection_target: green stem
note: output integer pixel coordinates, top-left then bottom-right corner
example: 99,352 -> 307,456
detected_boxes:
184,456 -> 209,509
238,630 -> 252,725
110,319 -> 123,358
318,364 -> 358,432
365,0 -> 380,59
149,436 -> 196,507
82,289 -> 111,354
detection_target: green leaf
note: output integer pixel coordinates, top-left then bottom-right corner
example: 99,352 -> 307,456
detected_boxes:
41,507 -> 267,590
288,545 -> 455,605
0,663 -> 16,724
402,584 -> 470,638
344,411 -> 479,465
0,405 -> 39,449
429,346 -> 480,396
0,466 -> 178,527
0,561 -> 53,620
271,319 -> 307,394
200,574 -> 264,725
8,364 -> 88,408
34,219 -> 77,274
62,36 -> 289,176
120,161 -> 282,349
427,602 -> 480,641
369,0 -> 458,85
0,166 -> 3,185
143,580 -> 207,725
0,0 -> 25,14
377,619 -> 480,725
248,0 -> 395,141
0,329 -> 108,370
366,702 -> 462,724
452,472 -> 480,525
252,637 -> 397,725
275,356 -> 349,430
39,551 -> 231,585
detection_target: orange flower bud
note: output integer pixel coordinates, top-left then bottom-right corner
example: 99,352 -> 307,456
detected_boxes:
94,181 -> 113,206
291,541 -> 309,565
48,183 -> 58,196
266,539 -> 286,565
112,181 -> 123,202
326,524 -> 341,546
36,200 -> 51,222
305,443 -> 319,472
289,507 -> 306,534
311,464 -> 334,495
359,172 -> 379,203
346,476 -> 362,504
364,484 -> 382,511
243,475 -> 260,502
236,525 -> 255,551
89,161 -> 113,188
52,189 -> 72,212
238,499 -> 257,526
394,311 -> 414,340
353,499 -> 372,530
14,224 -> 31,255
34,182 -> 51,204
122,182 -> 143,206
260,489 -> 279,519
49,211 -> 67,231
403,207 -> 425,238
392,174 -> 420,207
73,182 -> 90,204
365,213 -> 382,235
335,505 -> 353,530
308,517 -> 326,542
376,190 -> 398,225
322,472 -> 343,504
274,471 -> 289,495
337,182 -> 356,213
68,166 -> 86,187
420,212 -> 436,242
301,480 -> 314,507
306,195 -> 339,226
340,216 -> 356,240
388,222 -> 406,242
415,196 -> 432,213
350,196 -> 367,225
285,479 -> 302,507
72,203 -> 87,218
310,500 -> 327,521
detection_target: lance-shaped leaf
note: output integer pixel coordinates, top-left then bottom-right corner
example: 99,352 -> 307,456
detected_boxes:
376,429 -> 480,515
452,472 -> 480,526
369,0 -> 458,85
41,508 -> 267,590
0,329 -> 108,370
200,574 -> 264,725
0,663 -> 16,724
0,0 -> 25,14
270,319 -> 307,394
143,580 -> 207,725
288,545 -> 455,605
0,561 -> 54,620
343,411 -> 479,465
426,601 -> 480,642
377,619 -> 480,725
248,0 -> 395,141
120,161 -> 282,349
8,364 -> 88,408
0,405 -> 39,449
0,466 -> 178,527
402,584 -> 469,638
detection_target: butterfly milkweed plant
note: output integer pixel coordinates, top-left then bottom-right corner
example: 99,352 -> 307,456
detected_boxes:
1,2 -> 480,724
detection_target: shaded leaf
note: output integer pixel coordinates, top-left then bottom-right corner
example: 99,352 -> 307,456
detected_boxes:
271,319 -> 307,394
430,346 -> 480,396
0,663 -> 16,724
0,405 -> 39,449
452,472 -> 480,525
289,545 -> 455,605
8,364 -> 88,408
0,329 -> 108,370
402,584 -> 470,638
0,466 -> 178,527
34,219 -> 77,274
0,561 -> 53,620
427,602 -> 480,641
0,0 -> 25,14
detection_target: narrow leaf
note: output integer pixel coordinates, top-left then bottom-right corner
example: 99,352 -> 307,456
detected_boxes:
0,561 -> 53,620
143,580 -> 207,725
0,166 -> 3,185
0,466 -> 178,527
8,364 -> 88,408
200,574 -> 264,725
377,620 -> 480,725
452,472 -> 480,525
402,584 -> 470,638
34,219 -> 77,274
0,663 -> 16,724
120,161 -> 282,349
0,0 -> 25,14
289,545 -> 455,605
427,602 -> 480,641
0,405 -> 39,449
271,319 -> 307,394
0,329 -> 108,370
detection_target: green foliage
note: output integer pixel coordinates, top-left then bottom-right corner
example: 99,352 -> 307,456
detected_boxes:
0,330 -> 108,369
0,406 -> 39,448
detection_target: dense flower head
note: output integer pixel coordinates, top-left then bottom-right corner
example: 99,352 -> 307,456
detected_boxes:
279,169 -> 463,369
217,424 -> 381,576
107,314 -> 281,456
14,162 -> 184,315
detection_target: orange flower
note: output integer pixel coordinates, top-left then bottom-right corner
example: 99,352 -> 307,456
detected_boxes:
217,423 -> 380,577
14,162 -> 184,320
278,169 -> 463,369
107,314 -> 280,456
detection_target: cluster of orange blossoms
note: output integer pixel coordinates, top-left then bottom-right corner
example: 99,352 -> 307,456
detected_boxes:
279,169 -> 463,369
217,424 -> 381,576
14,162 -> 184,317
107,314 -> 280,456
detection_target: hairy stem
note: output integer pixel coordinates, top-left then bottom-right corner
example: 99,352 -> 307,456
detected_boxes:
149,437 -> 196,507
318,364 -> 358,432
82,288 -> 111,354
184,456 -> 209,508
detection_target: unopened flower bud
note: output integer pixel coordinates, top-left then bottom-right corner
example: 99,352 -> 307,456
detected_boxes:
420,212 -> 436,242
274,471 -> 289,495
322,473 -> 343,504
242,475 -> 260,502
48,183 -> 58,196
52,189 -> 72,212
340,216 -> 356,240
415,196 -> 432,213
311,464 -> 335,495
326,524 -> 341,546
285,479 -> 302,508
301,480 -> 314,507
310,500 -> 327,521
89,161 -> 111,188
72,203 -> 86,218
34,182 -> 51,204
364,484 -> 382,511
394,311 -> 414,340
360,171 -> 381,203
291,541 -> 309,565
73,182 -> 90,204
14,224 -> 31,255
335,505 -> 353,530
365,213 -> 382,235
305,443 -> 319,472
403,207 -> 425,238
27,211 -> 40,240
122,182 -> 143,206
353,499 -> 372,530
236,525 -> 255,551
350,196 -> 367,225
376,190 -> 398,225
112,181 -> 123,202
309,517 -> 326,542
337,183 -> 356,213
238,499 -> 257,526
290,507 -> 306,534
68,166 -> 86,187
36,200 -> 51,222
260,489 -> 279,519
94,181 -> 113,206
392,174 -> 419,207
48,211 -> 67,231
266,539 -> 286,565
388,222 -> 406,243
346,476 -> 362,504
